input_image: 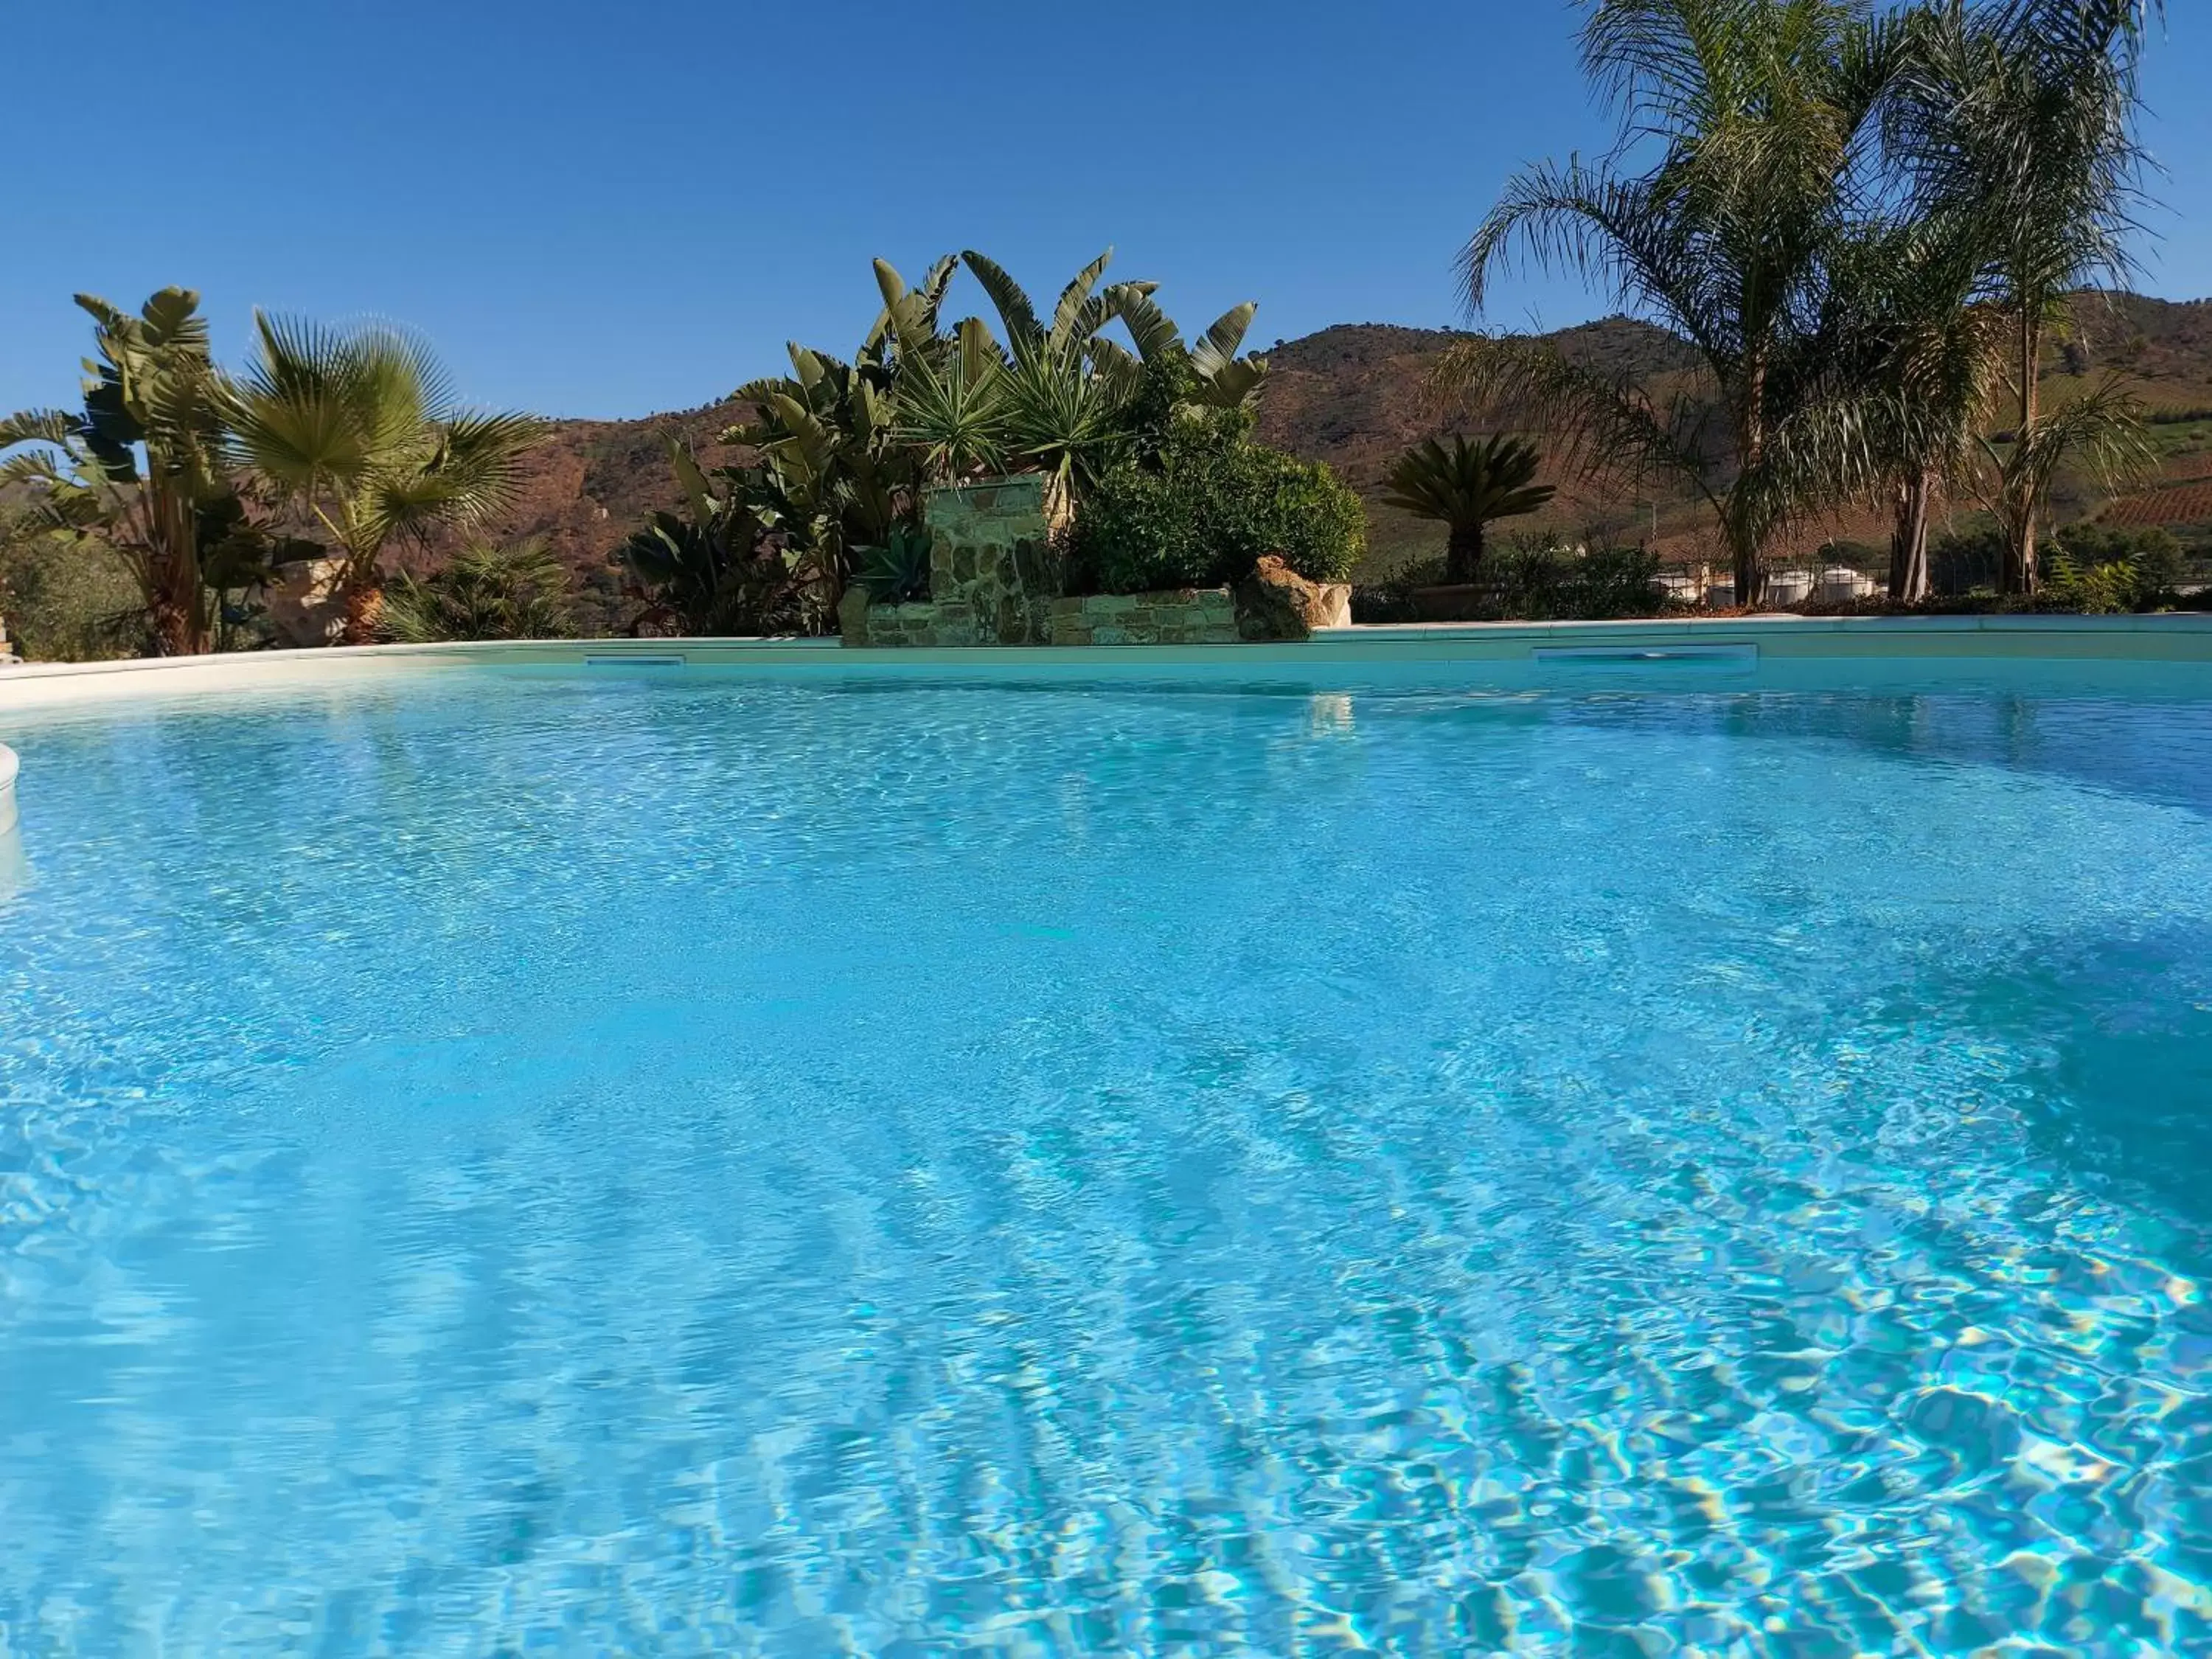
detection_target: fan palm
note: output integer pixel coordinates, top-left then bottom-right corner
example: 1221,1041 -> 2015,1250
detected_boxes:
378,539 -> 576,643
226,314 -> 543,640
1382,436 -> 1557,582
0,289 -> 260,655
1444,0 -> 1910,607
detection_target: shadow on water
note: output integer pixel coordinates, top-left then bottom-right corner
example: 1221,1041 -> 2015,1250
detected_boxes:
1924,922 -> 2212,1239
1562,691 -> 2212,818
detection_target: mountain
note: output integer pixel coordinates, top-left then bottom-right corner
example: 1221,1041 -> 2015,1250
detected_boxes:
476,293 -> 2212,628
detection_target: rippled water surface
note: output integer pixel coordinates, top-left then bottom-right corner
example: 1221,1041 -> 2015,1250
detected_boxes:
6,672 -> 2212,1656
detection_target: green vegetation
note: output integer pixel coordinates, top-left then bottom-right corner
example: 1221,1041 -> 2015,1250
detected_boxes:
0,290 -> 308,655
1442,0 -> 2160,605
1,291 -> 540,656
1063,406 -> 1364,596
378,540 -> 576,643
228,316 -> 543,641
1356,539 -> 1666,624
852,525 -> 934,603
1929,520 -> 2183,609
1381,435 -> 1554,583
0,508 -> 143,660
620,248 -> 1323,631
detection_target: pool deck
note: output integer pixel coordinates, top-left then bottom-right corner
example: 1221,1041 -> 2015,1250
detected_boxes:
2,613 -> 2211,712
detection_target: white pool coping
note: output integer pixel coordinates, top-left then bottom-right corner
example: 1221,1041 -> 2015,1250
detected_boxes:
0,613 -> 2209,715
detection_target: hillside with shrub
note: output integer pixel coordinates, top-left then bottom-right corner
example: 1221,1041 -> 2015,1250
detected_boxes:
456,292 -> 2212,615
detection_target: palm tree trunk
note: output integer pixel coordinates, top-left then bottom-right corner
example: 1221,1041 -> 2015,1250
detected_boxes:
139,477 -> 212,655
341,582 -> 386,645
1733,349 -> 1769,608
2003,308 -> 2041,595
1446,521 -> 1485,585
1733,543 -> 1763,609
1889,471 -> 1933,604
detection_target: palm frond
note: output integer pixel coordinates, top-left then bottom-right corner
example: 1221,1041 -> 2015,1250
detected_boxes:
1431,335 -> 1721,511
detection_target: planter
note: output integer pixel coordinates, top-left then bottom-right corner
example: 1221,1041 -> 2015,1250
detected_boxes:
1048,588 -> 1239,645
843,476 -> 1062,647
1409,582 -> 1498,622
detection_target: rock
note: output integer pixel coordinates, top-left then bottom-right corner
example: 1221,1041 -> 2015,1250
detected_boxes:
265,557 -> 349,648
1311,582 -> 1352,628
1234,555 -> 1327,641
836,582 -> 874,647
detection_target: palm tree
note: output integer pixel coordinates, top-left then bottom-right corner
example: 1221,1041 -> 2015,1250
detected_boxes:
0,289 -> 254,655
1445,0 -> 1909,607
1892,0 -> 2150,591
1381,435 -> 1557,582
378,539 -> 576,642
1821,214 -> 2004,602
226,314 -> 543,640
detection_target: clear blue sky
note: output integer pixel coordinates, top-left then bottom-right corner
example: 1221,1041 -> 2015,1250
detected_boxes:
5,0 -> 2209,421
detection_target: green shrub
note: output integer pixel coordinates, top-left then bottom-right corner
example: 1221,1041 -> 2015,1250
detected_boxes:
1065,408 -> 1365,595
0,518 -> 145,661
1486,540 -> 1667,619
1928,526 -> 2008,595
1349,541 -> 1666,622
1930,522 -> 2183,607
378,540 -> 577,642
2051,524 -> 2183,599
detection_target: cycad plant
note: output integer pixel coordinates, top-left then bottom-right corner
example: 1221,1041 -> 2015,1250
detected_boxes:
226,314 -> 543,640
0,289 -> 270,655
1444,0 -> 1909,606
1381,435 -> 1557,582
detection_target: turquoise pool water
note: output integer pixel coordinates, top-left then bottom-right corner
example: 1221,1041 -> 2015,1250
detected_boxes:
4,672 -> 2212,1655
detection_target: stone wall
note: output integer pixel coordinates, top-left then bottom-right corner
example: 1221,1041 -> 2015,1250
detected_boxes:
1047,589 -> 1239,645
837,475 -> 1351,647
841,476 -> 1065,647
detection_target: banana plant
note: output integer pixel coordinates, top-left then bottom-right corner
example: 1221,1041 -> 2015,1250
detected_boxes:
0,288 -> 282,656
1100,288 -> 1270,410
616,435 -> 790,635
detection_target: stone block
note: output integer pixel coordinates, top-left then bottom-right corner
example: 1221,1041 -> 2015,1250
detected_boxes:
837,582 -> 874,647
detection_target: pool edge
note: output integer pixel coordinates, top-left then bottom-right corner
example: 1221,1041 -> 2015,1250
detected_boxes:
3,614 -> 2211,710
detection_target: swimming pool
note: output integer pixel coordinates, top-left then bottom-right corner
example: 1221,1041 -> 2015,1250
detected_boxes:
4,662 -> 2212,1654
